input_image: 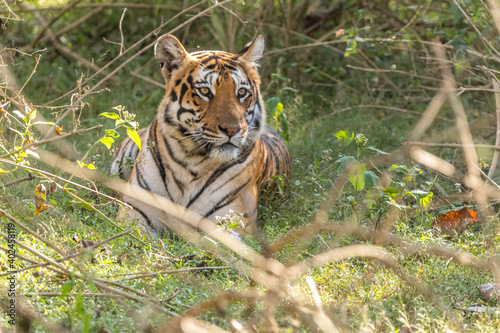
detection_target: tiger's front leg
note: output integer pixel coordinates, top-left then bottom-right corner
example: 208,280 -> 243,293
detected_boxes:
203,181 -> 259,235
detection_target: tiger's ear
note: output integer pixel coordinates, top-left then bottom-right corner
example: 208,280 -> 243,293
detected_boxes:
238,35 -> 264,69
154,34 -> 189,80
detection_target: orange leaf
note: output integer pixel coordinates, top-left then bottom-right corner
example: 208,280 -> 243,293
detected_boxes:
432,206 -> 479,237
55,126 -> 66,135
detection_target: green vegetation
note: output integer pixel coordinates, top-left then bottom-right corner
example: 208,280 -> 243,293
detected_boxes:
1,0 -> 500,332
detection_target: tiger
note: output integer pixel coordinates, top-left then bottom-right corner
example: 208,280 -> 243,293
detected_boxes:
110,34 -> 291,237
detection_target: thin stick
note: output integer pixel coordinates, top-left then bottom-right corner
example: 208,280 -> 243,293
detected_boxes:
25,292 -> 123,298
119,266 -> 232,281
331,104 -> 453,122
130,71 -> 164,88
50,0 -> 230,129
434,44 -> 490,215
2,3 -> 188,13
0,230 -> 131,277
42,0 -> 210,111
0,208 -> 67,257
16,54 -> 42,97
23,5 -> 103,74
0,230 -> 178,316
489,78 -> 500,177
118,8 -> 127,55
0,246 -> 40,265
346,64 -> 446,83
50,7 -> 104,41
3,172 -> 35,187
60,187 -> 144,244
405,141 -> 500,150
453,0 -> 500,59
263,36 -> 500,63
0,158 -> 131,209
408,90 -> 448,142
28,0 -> 84,48
0,124 -> 102,159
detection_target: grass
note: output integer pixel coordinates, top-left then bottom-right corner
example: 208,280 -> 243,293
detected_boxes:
2,1 -> 500,332
2,78 -> 500,332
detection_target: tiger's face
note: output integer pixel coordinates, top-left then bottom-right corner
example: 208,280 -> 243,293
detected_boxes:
155,35 -> 265,161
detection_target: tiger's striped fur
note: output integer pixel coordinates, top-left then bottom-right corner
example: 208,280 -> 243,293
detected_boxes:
110,34 -> 290,237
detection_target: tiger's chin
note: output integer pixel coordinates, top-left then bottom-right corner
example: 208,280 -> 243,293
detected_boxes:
210,143 -> 241,161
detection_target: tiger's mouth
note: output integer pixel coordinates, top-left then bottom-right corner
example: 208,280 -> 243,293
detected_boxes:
220,141 -> 239,149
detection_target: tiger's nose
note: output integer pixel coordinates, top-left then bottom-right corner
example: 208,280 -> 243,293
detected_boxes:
219,124 -> 241,138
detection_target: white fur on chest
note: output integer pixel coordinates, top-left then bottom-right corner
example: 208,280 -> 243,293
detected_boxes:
133,129 -> 254,219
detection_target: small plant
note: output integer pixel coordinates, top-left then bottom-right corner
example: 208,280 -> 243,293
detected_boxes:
75,105 -> 141,170
215,210 -> 246,240
0,101 -> 63,167
99,105 -> 141,151
334,130 -> 433,229
266,71 -> 299,144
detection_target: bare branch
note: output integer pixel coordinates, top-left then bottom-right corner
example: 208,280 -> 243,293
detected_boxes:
0,124 -> 102,159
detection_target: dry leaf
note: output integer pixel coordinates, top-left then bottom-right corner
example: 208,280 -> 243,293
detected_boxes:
49,181 -> 57,194
73,234 -> 102,250
431,206 -> 479,237
55,126 -> 66,135
34,183 -> 51,216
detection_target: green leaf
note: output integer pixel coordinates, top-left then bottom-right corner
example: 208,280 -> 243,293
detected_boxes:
272,73 -> 288,81
335,130 -> 353,143
366,146 -> 388,154
115,119 -> 125,127
386,197 -> 409,210
77,160 -> 96,170
274,102 -> 284,118
363,171 -> 379,189
127,128 -> 142,150
28,109 -> 37,121
388,164 -> 410,174
105,129 -> 120,138
382,187 -> 398,199
418,192 -> 433,210
13,110 -> 28,123
280,112 -> 289,143
266,97 -> 281,115
61,279 -> 76,297
99,112 -> 120,120
282,86 -> 299,93
334,156 -> 355,173
100,136 -> 114,149
81,202 -> 93,211
345,39 -> 357,57
349,163 -> 367,191
126,120 -> 139,130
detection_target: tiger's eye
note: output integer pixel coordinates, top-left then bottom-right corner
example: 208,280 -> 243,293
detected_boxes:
238,88 -> 248,97
199,87 -> 210,95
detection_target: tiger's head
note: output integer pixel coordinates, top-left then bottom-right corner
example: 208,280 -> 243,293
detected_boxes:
155,34 -> 265,161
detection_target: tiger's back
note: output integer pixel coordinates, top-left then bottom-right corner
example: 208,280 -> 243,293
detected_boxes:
111,34 -> 290,236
